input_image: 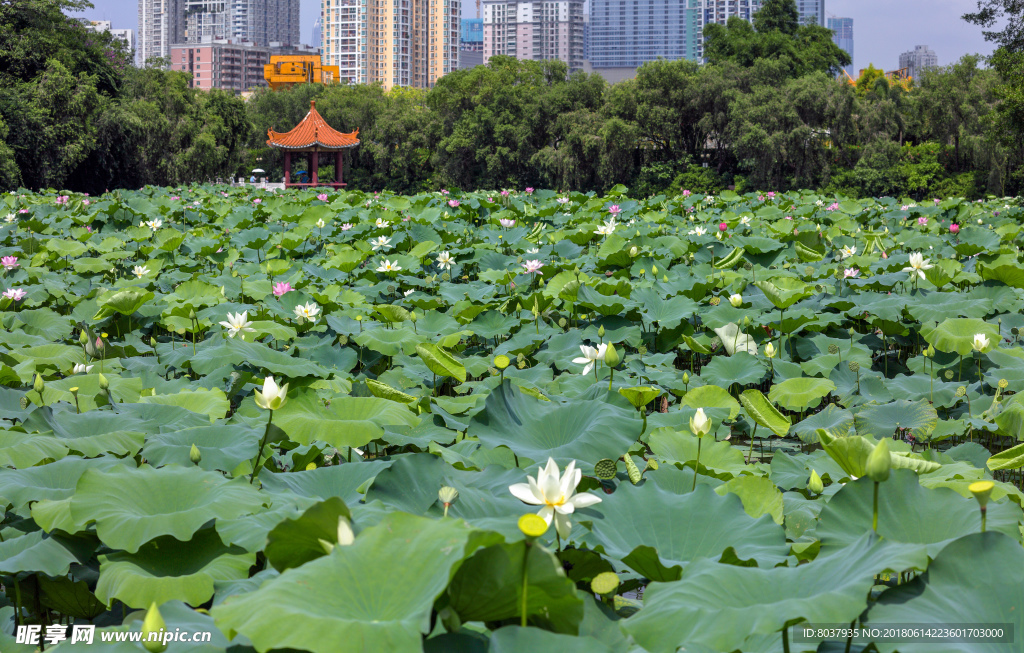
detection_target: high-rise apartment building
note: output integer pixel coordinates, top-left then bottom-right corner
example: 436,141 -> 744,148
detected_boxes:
461,18 -> 484,69
321,0 -> 460,89
138,0 -> 185,64
795,0 -> 823,26
483,0 -> 585,70
170,40 -> 317,91
827,16 -> 852,78
899,44 -> 938,80
684,0 -> 762,62
588,0 -> 694,68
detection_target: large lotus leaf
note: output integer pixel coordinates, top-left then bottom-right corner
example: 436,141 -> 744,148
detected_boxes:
142,424 -> 261,472
215,492 -> 317,554
0,456 -> 126,510
870,532 -> 1024,653
586,482 -> 787,581
648,430 -> 748,480
677,384 -> 741,420
817,430 -> 941,478
92,288 -> 154,319
484,626 -> 619,653
36,374 -> 145,415
138,388 -> 229,421
468,382 -> 639,471
853,399 -> 937,440
415,342 -> 468,382
264,497 -> 352,572
638,293 -> 700,330
96,527 -> 255,609
354,325 -> 425,356
70,464 -> 266,553
921,318 -> 1000,356
447,541 -> 583,632
817,470 -> 1021,556
273,392 -> 419,449
166,337 -> 331,377
258,460 -> 394,504
38,574 -> 106,620
34,403 -> 210,445
714,474 -> 784,524
768,377 -> 836,411
366,454 -> 536,539
700,354 -> 767,390
738,389 -> 790,437
0,429 -> 69,467
622,533 -> 928,653
905,291 -> 991,323
791,405 -> 854,443
0,530 -> 90,576
12,308 -> 74,341
755,279 -> 810,309
211,513 -> 501,653
988,440 -> 1024,470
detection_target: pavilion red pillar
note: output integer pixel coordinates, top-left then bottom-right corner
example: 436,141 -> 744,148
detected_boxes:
284,151 -> 291,186
311,150 -> 319,186
336,151 -> 343,186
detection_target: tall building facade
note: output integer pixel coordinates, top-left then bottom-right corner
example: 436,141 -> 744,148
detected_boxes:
138,0 -> 185,64
321,0 -> 460,89
483,0 -> 585,71
685,0 -> 762,62
899,44 -> 938,80
170,41 -> 317,91
589,0 -> 694,68
460,18 -> 484,69
795,0 -> 823,26
827,16 -> 852,78
85,20 -> 136,56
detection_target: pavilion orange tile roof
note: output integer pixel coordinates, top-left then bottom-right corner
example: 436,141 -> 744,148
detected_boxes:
266,100 -> 360,150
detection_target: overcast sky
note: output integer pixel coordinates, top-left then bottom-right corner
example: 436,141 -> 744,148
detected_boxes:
73,0 -> 997,70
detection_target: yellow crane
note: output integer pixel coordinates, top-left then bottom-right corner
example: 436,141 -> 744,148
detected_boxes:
264,56 -> 341,91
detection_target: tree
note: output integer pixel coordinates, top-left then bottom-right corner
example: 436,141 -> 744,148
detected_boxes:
962,0 -> 1024,52
704,14 -> 851,78
752,0 -> 799,36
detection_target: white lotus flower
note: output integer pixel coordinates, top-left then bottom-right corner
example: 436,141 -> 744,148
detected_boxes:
254,376 -> 288,411
341,223 -> 353,231
526,247 -> 539,254
740,216 -> 751,225
840,245 -> 857,259
690,407 -> 711,437
377,259 -> 402,273
404,289 -> 414,297
293,301 -> 321,324
902,252 -> 933,280
629,246 -> 639,257
844,268 -> 859,278
690,226 -> 707,236
375,218 -> 388,229
522,260 -> 544,275
763,342 -> 777,359
371,236 -> 392,251
713,323 -> 758,356
219,311 -> 255,338
436,251 -> 453,270
4,213 -> 15,223
729,294 -> 743,307
499,218 -> 516,228
73,363 -> 94,374
145,219 -> 162,230
133,265 -> 150,278
508,458 -> 602,540
596,219 -> 617,236
973,333 -> 991,353
316,218 -> 326,229
572,344 -> 607,375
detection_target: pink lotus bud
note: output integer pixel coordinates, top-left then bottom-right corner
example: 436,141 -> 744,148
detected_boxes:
950,223 -> 960,234
719,222 -> 727,232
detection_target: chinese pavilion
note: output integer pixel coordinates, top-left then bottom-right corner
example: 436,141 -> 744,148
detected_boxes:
266,100 -> 360,189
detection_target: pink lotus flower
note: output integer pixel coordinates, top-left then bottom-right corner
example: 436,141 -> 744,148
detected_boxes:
317,193 -> 328,202
901,205 -> 909,211
499,219 -> 516,228
682,190 -> 691,197
1,256 -> 18,270
2,288 -> 25,301
441,189 -> 449,195
500,190 -> 509,197
950,223 -> 960,234
758,195 -> 765,201
83,199 -> 90,205
525,187 -> 534,194
767,192 -> 776,199
85,226 -> 92,232
18,208 -> 28,213
170,196 -> 181,200
522,260 -> 543,275
448,200 -> 460,208
55,195 -> 68,205
934,198 -> 941,205
719,222 -> 727,232
784,216 -> 793,220
608,205 -> 621,215
827,202 -> 839,211
488,197 -> 494,202
844,268 -> 859,278
918,217 -> 928,226
253,199 -> 262,204
273,282 -> 292,297
341,223 -> 353,231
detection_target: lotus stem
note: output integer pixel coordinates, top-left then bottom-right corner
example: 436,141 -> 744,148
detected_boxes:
872,481 -> 879,533
980,506 -> 987,533
692,436 -> 702,492
521,542 -> 530,627
747,423 -> 758,463
251,410 -> 274,485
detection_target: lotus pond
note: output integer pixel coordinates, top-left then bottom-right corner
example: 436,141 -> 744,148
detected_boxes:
2,187 -> 1024,653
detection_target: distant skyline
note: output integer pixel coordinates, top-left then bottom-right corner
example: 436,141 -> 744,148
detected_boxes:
72,0 -> 998,70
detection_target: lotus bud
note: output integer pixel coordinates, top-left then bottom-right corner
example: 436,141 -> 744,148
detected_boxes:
682,371 -> 690,385
924,344 -> 935,358
438,486 -> 459,517
743,315 -> 751,327
150,336 -> 157,348
188,308 -> 196,321
729,294 -> 743,307
189,444 -> 202,465
141,603 -> 168,653
629,246 -> 639,257
98,373 -> 109,390
764,342 -> 777,359
808,469 -> 824,494
79,330 -> 89,346
689,407 -> 711,437
604,342 -> 620,368
33,374 -> 45,394
866,439 -> 891,483
598,325 -> 605,338
337,516 -> 354,545
652,264 -> 658,274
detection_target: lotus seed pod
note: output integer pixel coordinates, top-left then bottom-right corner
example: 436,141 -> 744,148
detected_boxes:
999,379 -> 1009,389
744,262 -> 753,270
623,455 -> 642,485
604,342 -> 620,368
595,458 -> 618,480
828,344 -> 839,355
805,266 -> 814,276
969,480 -> 994,508
866,439 -> 892,483
637,345 -> 648,356
518,513 -> 548,538
945,370 -> 954,380
438,486 -> 459,505
189,443 -> 202,465
956,386 -> 967,397
598,325 -> 605,338
32,374 -> 44,394
69,386 -> 79,396
142,603 -> 168,653
517,360 -> 526,369
848,361 -> 860,372
808,469 -> 824,494
441,272 -> 451,281
305,462 -> 317,471
338,334 -> 349,345
98,373 -> 109,390
709,296 -> 721,306
591,571 -> 621,597
517,353 -> 525,363
558,317 -> 568,328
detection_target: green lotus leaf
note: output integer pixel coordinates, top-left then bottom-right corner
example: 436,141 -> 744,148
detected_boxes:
211,513 -> 501,653
138,388 -> 229,422
0,530 -> 89,576
166,336 -> 331,378
259,460 -> 394,504
648,430 -> 748,479
738,389 -> 790,437
93,288 -> 154,319
96,527 -> 255,609
587,481 -> 787,581
69,464 -> 266,553
678,384 -> 741,420
920,318 -> 1000,356
415,342 -> 467,383
987,440 -> 1024,471
768,377 -> 836,411
0,455 -> 126,511
273,392 -> 419,450
618,386 -> 660,410
0,429 -> 69,467
141,424 -> 261,472
714,474 -> 784,524
755,278 -> 810,310
366,379 -> 418,404
265,497 -> 353,572
817,470 -> 1022,557
853,399 -> 937,440
485,626 -> 620,653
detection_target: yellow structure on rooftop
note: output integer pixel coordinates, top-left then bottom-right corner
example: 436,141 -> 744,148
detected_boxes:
264,56 -> 341,91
